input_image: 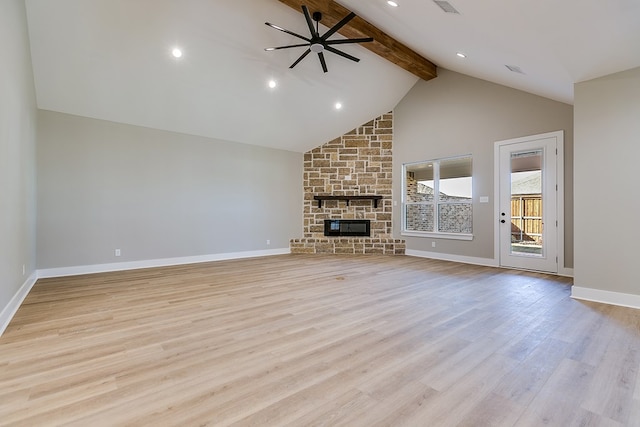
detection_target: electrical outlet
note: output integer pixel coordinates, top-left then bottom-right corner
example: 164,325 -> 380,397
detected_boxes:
432,241 -> 436,248
22,264 -> 25,276
266,240 -> 271,245
115,249 -> 121,257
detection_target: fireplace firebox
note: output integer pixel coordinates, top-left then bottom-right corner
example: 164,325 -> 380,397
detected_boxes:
324,219 -> 371,237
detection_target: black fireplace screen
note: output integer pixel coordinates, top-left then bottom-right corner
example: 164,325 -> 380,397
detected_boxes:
324,219 -> 371,237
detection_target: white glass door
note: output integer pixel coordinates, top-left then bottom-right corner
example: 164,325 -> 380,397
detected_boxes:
498,133 -> 559,273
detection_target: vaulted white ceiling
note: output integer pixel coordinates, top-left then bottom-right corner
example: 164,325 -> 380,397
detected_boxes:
24,0 -> 640,153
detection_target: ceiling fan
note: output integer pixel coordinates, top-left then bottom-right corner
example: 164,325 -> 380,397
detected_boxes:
264,5 -> 374,73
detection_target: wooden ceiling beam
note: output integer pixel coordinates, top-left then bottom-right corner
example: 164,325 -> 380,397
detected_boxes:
277,0 -> 437,81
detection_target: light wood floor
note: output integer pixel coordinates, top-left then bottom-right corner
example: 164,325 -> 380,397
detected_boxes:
1,255 -> 639,426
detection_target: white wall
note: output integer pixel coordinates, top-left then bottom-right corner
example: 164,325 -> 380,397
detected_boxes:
394,69 -> 574,266
0,0 -> 38,326
37,111 -> 303,270
573,67 -> 640,302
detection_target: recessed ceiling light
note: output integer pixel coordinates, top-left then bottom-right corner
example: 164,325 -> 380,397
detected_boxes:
268,80 -> 277,89
456,52 -> 466,58
387,1 -> 399,7
171,48 -> 183,58
335,102 -> 343,110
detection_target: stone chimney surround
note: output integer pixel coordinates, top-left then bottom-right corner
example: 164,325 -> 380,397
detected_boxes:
290,112 -> 405,255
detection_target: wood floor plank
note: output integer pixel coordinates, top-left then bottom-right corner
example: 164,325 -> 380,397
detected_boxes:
580,307 -> 640,423
513,358 -> 597,426
281,388 -> 377,427
492,336 -> 571,407
1,254 -> 639,426
456,391 -> 526,427
341,380 -> 438,427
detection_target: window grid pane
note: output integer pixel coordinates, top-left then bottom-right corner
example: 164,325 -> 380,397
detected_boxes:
437,204 -> 472,233
405,204 -> 434,232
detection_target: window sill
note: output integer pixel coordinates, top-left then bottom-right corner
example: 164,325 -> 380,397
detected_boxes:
401,231 -> 474,241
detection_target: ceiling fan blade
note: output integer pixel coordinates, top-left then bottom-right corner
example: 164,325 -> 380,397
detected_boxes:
325,46 -> 360,63
265,43 -> 310,51
265,22 -> 310,42
290,48 -> 312,69
318,52 -> 328,73
325,37 -> 374,45
301,6 -> 319,38
321,12 -> 356,41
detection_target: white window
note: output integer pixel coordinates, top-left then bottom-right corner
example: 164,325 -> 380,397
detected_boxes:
402,155 -> 473,240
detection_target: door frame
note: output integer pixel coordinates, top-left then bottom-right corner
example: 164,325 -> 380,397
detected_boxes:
493,130 -> 566,273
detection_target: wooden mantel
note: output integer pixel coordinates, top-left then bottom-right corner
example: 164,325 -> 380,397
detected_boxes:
277,0 -> 437,81
314,195 -> 383,208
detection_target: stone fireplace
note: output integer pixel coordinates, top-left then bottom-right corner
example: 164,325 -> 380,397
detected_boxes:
290,112 -> 405,255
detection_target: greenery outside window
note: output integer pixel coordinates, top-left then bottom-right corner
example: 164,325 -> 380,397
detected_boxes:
402,155 -> 473,240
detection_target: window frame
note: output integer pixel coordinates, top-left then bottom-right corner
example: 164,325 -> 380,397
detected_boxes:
401,155 -> 474,241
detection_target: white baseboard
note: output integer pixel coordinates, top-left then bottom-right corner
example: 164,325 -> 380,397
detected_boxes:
558,267 -> 574,278
0,271 -> 38,336
407,249 -> 574,278
406,249 -> 499,268
571,286 -> 640,310
38,248 -> 291,279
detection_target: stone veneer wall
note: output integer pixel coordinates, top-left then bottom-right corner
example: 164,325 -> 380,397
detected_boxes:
290,112 -> 405,255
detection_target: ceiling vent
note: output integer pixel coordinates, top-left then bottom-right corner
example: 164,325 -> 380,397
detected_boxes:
433,1 -> 460,14
505,65 -> 526,74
